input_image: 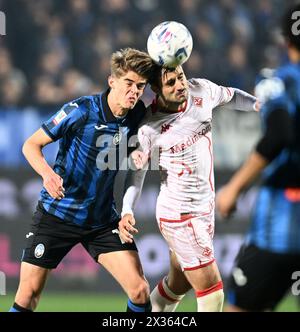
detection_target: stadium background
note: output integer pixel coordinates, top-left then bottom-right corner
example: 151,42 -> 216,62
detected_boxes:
0,0 -> 299,311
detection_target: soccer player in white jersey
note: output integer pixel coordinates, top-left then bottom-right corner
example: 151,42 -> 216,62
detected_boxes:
118,65 -> 258,312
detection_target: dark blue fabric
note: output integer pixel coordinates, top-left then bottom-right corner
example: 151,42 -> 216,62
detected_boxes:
40,93 -> 146,228
259,62 -> 300,188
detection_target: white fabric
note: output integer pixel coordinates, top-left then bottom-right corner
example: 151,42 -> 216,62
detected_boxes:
157,213 -> 215,270
121,169 -> 147,217
220,87 -> 257,111
121,78 -> 256,268
196,288 -> 224,312
138,79 -> 236,216
151,277 -> 185,312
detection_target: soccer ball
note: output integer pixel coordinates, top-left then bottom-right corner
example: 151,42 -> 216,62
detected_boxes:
147,21 -> 193,68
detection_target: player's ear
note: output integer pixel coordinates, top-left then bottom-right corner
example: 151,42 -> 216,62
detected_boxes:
108,75 -> 115,89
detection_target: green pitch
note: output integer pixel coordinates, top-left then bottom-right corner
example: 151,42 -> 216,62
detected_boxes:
0,293 -> 298,312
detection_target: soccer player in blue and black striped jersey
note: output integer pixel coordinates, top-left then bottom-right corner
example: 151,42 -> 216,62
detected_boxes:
9,48 -> 155,312
216,3 -> 300,311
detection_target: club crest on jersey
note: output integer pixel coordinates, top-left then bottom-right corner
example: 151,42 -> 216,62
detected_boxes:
53,110 -> 67,125
34,243 -> 45,258
202,247 -> 212,257
193,97 -> 203,107
113,132 -> 122,145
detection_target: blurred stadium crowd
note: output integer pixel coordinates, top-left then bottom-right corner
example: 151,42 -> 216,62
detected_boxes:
0,0 -> 290,108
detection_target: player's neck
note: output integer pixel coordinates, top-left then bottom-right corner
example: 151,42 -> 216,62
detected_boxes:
107,91 -> 129,118
157,96 -> 187,113
288,46 -> 300,64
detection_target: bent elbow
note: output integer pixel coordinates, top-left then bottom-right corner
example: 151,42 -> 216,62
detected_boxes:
22,140 -> 29,157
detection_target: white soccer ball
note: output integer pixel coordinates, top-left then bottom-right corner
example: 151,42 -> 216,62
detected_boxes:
147,21 -> 193,68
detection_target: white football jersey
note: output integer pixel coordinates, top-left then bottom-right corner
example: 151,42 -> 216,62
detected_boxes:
138,78 -> 234,216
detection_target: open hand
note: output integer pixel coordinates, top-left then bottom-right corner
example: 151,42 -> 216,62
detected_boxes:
131,150 -> 149,170
43,171 -> 65,200
216,185 -> 238,219
118,214 -> 138,243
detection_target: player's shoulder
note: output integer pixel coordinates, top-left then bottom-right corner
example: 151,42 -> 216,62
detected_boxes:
187,78 -> 219,93
275,63 -> 300,101
188,77 -> 210,87
255,73 -> 290,118
275,62 -> 300,81
56,96 -> 94,123
62,95 -> 98,115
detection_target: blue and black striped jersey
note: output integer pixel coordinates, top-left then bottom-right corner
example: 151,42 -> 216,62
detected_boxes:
248,62 -> 300,253
260,62 -> 300,188
248,186 -> 300,253
40,90 -> 146,228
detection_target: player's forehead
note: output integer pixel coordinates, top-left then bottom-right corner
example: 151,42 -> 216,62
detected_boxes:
161,66 -> 184,82
119,70 -> 147,84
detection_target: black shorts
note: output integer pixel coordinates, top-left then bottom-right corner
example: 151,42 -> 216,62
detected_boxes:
22,205 -> 137,269
226,244 -> 300,311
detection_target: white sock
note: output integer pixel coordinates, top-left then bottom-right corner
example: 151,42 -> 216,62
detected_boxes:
196,281 -> 224,312
150,277 -> 185,312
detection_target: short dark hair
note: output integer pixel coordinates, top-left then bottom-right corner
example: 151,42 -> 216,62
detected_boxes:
148,65 -> 178,88
282,3 -> 300,51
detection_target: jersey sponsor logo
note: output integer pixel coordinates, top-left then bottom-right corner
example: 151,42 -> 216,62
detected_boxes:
95,124 -> 108,130
193,97 -> 203,107
170,121 -> 211,154
53,110 -> 67,125
34,243 -> 45,258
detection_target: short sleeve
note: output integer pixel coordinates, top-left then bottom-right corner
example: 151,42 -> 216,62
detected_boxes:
41,101 -> 87,141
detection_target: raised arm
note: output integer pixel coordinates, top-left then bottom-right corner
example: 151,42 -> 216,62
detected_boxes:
203,79 -> 258,112
224,88 -> 258,112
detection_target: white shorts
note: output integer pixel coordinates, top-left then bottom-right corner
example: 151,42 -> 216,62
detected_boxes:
156,211 -> 215,271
